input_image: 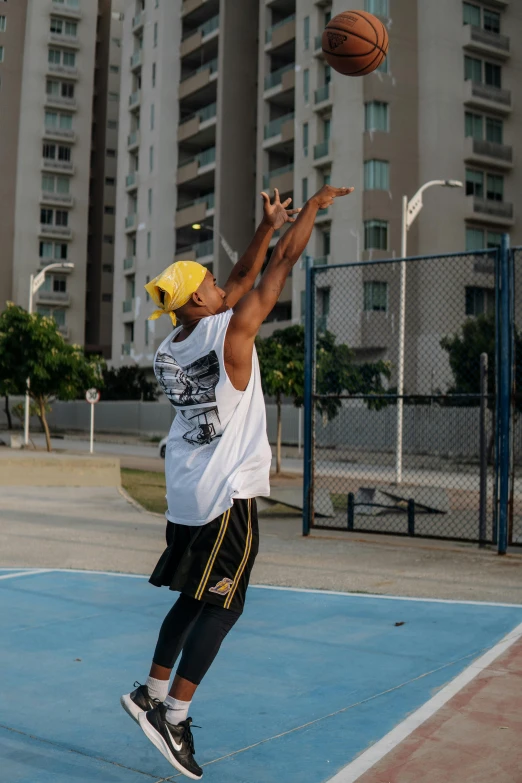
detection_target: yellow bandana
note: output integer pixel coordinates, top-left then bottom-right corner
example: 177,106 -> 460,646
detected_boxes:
144,261 -> 208,326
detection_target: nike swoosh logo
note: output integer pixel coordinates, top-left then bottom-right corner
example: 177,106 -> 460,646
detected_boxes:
165,724 -> 182,752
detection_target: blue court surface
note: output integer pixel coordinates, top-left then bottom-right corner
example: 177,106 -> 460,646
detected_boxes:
2,569 -> 522,783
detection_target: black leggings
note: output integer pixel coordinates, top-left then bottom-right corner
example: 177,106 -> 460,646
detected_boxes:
153,593 -> 240,685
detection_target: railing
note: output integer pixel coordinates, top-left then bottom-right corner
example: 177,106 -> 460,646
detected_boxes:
122,299 -> 134,313
194,239 -> 214,258
471,138 -> 513,162
37,290 -> 70,304
180,58 -> 218,82
314,34 -> 323,50
52,1 -> 81,17
264,63 -> 294,90
127,130 -> 140,148
126,172 -> 138,188
132,11 -> 144,29
40,225 -> 72,238
123,257 -> 135,270
264,112 -> 295,139
470,25 -> 510,51
265,13 -> 296,43
43,126 -> 75,139
179,102 -> 217,128
45,94 -> 77,108
129,90 -> 141,108
122,343 -> 133,356
48,63 -> 78,77
125,214 -> 136,229
470,81 -> 511,106
198,147 -> 216,167
42,159 -> 74,172
180,193 -> 215,211
314,83 -> 330,104
314,140 -> 330,159
473,198 -> 513,219
263,163 -> 294,188
130,50 -> 142,69
182,14 -> 220,40
48,32 -> 79,46
41,192 -> 74,205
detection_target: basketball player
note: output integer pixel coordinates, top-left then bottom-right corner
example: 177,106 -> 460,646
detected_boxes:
121,183 -> 353,778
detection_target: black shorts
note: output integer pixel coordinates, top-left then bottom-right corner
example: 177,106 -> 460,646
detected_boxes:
149,498 -> 259,614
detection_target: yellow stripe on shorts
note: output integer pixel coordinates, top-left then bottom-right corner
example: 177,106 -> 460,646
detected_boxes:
224,499 -> 252,609
195,508 -> 230,601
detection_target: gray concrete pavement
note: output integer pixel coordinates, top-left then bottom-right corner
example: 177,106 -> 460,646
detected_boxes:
1,487 -> 521,604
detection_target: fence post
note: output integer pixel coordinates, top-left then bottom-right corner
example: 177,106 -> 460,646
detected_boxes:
347,493 -> 354,531
407,499 -> 415,536
479,353 -> 488,547
303,256 -> 315,536
498,234 -> 511,555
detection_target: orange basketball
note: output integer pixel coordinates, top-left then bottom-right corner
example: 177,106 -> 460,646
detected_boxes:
322,10 -> 389,77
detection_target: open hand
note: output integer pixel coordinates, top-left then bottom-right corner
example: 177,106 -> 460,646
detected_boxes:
261,188 -> 301,231
310,185 -> 354,210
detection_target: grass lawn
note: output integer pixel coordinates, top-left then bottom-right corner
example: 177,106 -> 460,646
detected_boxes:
121,468 -> 167,515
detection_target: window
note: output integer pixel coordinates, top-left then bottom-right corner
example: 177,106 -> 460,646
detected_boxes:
103,235 -> 114,244
53,275 -> 67,293
377,53 -> 388,73
487,173 -> 503,201
485,62 -> 501,88
50,18 -> 63,34
102,264 -> 113,273
63,51 -> 75,67
487,231 -> 502,249
147,231 -> 151,258
43,143 -> 56,159
150,103 -> 155,130
104,205 -> 115,214
56,176 -> 69,194
65,21 -> 77,36
465,55 -> 482,82
41,208 -> 53,225
324,117 -> 331,141
61,82 -> 74,98
463,2 -> 480,27
303,122 -> 308,156
0,46 -> 4,63
365,101 -> 389,132
153,22 -> 158,47
58,145 -> 71,161
465,111 -> 483,139
48,48 -> 61,65
102,293 -> 112,303
484,10 -> 500,34
107,120 -> 118,129
302,177 -> 308,203
152,62 -> 156,87
55,210 -> 68,226
303,68 -> 309,103
53,309 -> 66,327
110,65 -> 119,73
465,168 -> 484,198
465,112 -> 503,144
318,288 -> 330,317
364,220 -> 388,250
146,275 -> 150,301
466,227 -> 484,251
106,148 -> 116,157
364,160 -> 390,190
364,0 -> 388,16
47,79 -> 59,96
39,241 -> 68,260
42,174 -> 69,194
149,145 -> 154,171
364,281 -> 388,312
486,117 -> 503,144
105,177 -> 115,186
148,188 -> 153,215
466,286 -> 495,316
323,229 -> 331,256
0,16 -> 6,32
112,37 -> 121,47
303,16 -> 310,49
145,319 -> 149,346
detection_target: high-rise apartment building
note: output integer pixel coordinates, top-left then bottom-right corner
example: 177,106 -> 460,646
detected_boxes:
0,0 -> 121,352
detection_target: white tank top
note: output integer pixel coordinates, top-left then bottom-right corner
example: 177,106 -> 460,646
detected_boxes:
154,310 -> 272,526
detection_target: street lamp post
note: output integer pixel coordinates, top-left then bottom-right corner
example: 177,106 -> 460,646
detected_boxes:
24,262 -> 74,446
191,223 -> 238,264
395,179 -> 463,484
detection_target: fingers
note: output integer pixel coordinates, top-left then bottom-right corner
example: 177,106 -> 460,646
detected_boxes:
333,186 -> 355,197
274,187 -> 281,204
286,208 -> 301,215
260,191 -> 270,205
282,197 -> 292,208
287,217 -> 297,223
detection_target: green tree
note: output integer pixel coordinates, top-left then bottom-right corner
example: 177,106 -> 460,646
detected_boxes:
101,366 -> 159,401
256,325 -> 391,473
0,304 -> 104,451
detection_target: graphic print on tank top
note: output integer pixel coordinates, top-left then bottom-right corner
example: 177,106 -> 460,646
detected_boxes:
155,350 -> 222,446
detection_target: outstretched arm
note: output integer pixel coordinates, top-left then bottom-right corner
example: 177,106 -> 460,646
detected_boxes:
223,189 -> 300,309
230,185 -> 354,337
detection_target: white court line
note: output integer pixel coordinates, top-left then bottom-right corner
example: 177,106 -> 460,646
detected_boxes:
0,569 -> 53,581
326,620 -> 522,783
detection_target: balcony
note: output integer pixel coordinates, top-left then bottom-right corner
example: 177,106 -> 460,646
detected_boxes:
122,343 -> 133,356
314,83 -> 332,111
181,14 -> 219,57
125,213 -> 137,232
263,163 -> 294,194
123,257 -> 135,274
178,102 -> 217,142
129,90 -> 141,111
39,224 -> 73,240
263,112 -> 295,146
132,11 -> 144,32
48,62 -> 78,79
464,80 -> 512,115
51,1 -> 82,19
40,191 -> 74,207
43,125 -> 76,143
175,193 -> 215,229
126,172 -> 139,191
36,290 -> 71,307
45,94 -> 77,111
464,137 -> 513,171
179,58 -> 218,100
264,63 -> 295,98
122,299 -> 134,313
127,130 -> 140,150
314,34 -> 324,54
194,239 -> 214,260
265,14 -> 296,49
41,158 -> 74,174
130,50 -> 143,70
48,32 -> 80,49
314,139 -> 331,161
462,24 -> 510,60
177,147 -> 216,185
467,195 -> 514,226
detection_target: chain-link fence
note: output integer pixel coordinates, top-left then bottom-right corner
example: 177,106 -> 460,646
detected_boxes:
306,250 -> 502,543
511,247 -> 522,546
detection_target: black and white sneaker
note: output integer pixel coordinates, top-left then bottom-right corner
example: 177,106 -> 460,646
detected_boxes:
120,682 -> 159,724
138,704 -> 202,780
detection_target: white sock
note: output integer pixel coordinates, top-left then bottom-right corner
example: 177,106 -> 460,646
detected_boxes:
145,676 -> 169,702
164,695 -> 191,725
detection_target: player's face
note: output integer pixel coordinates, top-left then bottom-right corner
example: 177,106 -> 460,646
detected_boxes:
196,271 -> 226,314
